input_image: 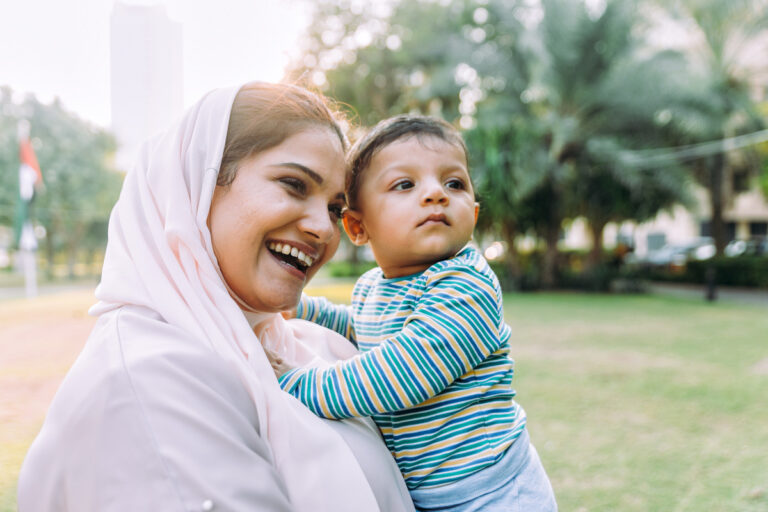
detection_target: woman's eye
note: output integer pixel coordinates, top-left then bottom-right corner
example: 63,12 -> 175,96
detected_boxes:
329,204 -> 344,221
280,177 -> 307,195
392,180 -> 414,191
446,178 -> 465,190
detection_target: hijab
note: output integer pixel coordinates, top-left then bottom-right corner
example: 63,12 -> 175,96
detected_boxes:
90,84 -> 381,511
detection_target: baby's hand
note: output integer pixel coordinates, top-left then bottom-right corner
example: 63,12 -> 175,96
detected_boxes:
264,347 -> 293,377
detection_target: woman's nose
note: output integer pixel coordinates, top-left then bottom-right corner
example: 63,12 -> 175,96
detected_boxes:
421,180 -> 448,205
299,201 -> 337,242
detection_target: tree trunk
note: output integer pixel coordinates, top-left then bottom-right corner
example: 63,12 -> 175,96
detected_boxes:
500,223 -> 520,288
587,218 -> 607,269
44,228 -> 55,280
709,154 -> 726,256
542,224 -> 560,289
67,244 -> 77,279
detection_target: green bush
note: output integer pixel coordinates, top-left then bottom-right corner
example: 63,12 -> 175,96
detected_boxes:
326,260 -> 378,278
559,264 -> 618,292
686,256 -> 768,288
490,253 -> 646,293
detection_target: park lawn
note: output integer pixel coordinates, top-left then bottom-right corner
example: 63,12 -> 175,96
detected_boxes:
1,287 -> 766,511
501,292 -> 768,512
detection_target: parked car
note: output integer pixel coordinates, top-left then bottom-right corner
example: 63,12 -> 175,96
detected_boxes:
725,237 -> 768,257
642,237 -> 714,267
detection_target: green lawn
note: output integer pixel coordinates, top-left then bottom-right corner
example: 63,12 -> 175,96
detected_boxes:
2,288 -> 766,511
500,292 -> 768,511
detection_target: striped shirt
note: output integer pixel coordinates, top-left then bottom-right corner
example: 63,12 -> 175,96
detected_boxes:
279,246 -> 526,490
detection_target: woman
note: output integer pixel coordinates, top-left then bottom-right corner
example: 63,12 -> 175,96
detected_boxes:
17,83 -> 414,511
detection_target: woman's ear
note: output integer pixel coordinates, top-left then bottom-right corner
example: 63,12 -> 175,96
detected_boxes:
342,210 -> 369,246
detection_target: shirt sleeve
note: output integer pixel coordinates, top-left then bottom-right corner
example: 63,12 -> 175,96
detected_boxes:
298,294 -> 356,345
279,265 -> 504,419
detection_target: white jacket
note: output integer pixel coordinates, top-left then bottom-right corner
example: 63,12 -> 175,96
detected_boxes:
18,306 -> 412,511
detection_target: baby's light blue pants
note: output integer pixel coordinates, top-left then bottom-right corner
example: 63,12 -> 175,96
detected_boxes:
409,428 -> 557,511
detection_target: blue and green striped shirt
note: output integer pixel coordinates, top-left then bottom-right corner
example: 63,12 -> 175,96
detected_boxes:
279,246 -> 526,489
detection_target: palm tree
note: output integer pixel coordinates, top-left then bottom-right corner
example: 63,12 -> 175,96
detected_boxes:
471,0 -> 691,284
653,0 -> 768,254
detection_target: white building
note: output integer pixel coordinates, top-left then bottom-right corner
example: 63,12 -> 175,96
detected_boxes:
110,1 -> 183,171
563,180 -> 768,257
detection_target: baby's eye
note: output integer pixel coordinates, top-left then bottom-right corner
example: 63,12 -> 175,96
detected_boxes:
279,177 -> 307,195
445,178 -> 466,190
392,180 -> 414,191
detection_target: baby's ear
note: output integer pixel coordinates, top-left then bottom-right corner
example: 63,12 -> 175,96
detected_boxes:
342,210 -> 369,246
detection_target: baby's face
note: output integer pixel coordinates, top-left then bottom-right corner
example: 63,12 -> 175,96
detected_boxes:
353,135 -> 477,278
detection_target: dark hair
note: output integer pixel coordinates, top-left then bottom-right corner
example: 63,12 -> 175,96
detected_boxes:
218,82 -> 348,186
346,114 -> 469,210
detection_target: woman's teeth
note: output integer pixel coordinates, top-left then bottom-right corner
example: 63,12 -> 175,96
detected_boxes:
268,242 -> 315,267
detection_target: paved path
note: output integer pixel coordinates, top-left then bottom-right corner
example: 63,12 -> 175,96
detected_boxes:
0,280 -> 98,301
648,281 -> 768,306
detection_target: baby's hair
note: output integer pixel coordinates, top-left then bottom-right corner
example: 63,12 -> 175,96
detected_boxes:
346,114 -> 469,210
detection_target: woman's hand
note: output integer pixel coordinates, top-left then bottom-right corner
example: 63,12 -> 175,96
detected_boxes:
264,347 -> 293,377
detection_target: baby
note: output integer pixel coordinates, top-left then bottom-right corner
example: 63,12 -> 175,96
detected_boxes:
276,115 -> 556,511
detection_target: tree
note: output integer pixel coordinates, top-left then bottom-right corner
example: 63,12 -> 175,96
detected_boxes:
0,89 -> 122,277
290,0 -> 696,288
469,0 -> 692,283
653,0 -> 768,254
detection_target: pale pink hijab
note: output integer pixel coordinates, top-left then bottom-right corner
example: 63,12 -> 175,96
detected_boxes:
90,84 -> 382,511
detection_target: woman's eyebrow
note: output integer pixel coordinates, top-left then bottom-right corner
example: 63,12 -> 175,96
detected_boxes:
274,162 -> 323,184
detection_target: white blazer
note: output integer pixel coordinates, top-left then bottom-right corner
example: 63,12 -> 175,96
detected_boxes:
18,306 -> 413,511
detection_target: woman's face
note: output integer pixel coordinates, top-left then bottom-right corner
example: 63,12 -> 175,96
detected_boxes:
208,127 -> 346,313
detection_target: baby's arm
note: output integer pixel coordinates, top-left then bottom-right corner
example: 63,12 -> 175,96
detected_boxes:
279,267 -> 504,419
298,294 -> 357,346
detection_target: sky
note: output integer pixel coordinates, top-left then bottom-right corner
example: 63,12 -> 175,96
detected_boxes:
1,0 -> 311,128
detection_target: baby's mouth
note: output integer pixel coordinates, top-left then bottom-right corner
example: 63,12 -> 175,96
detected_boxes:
419,213 -> 449,226
267,242 -> 316,273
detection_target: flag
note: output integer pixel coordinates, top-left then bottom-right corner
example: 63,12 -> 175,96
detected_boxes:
19,137 -> 43,201
13,130 -> 44,250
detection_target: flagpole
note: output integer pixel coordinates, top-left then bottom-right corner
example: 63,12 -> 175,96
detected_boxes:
20,224 -> 38,298
17,119 -> 39,298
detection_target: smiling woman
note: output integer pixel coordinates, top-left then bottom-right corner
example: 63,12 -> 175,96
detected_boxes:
16,82 -> 413,512
209,128 -> 346,312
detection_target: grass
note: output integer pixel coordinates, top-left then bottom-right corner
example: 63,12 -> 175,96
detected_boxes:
1,287 -> 766,511
501,292 -> 768,511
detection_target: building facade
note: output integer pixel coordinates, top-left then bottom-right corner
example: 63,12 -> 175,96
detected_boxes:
110,2 -> 183,171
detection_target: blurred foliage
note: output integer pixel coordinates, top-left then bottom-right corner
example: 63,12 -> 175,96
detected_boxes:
649,0 -> 768,256
0,87 -> 123,277
651,256 -> 768,288
290,0 -> 768,289
325,259 -> 379,278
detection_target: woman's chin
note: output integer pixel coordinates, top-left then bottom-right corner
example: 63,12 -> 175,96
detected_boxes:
245,290 -> 302,314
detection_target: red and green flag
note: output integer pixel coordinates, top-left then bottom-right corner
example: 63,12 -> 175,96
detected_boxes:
13,131 -> 44,249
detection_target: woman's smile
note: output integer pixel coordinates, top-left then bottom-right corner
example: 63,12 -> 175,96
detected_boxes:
208,127 -> 346,312
266,240 -> 319,278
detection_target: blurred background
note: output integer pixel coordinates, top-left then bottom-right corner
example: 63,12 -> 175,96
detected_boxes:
1,0 -> 768,292
1,0 -> 767,510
